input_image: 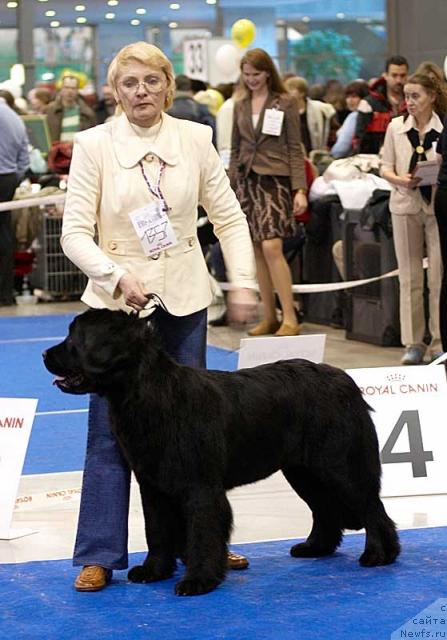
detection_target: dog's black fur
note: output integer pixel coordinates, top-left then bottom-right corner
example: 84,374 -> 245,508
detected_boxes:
43,309 -> 400,596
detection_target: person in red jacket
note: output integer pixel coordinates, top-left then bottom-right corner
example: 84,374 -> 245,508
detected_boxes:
354,55 -> 408,154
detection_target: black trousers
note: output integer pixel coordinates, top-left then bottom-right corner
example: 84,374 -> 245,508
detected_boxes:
0,173 -> 18,304
434,185 -> 447,351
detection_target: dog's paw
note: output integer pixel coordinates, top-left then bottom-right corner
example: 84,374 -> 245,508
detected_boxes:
290,541 -> 335,558
128,560 -> 174,583
359,547 -> 397,567
175,576 -> 220,596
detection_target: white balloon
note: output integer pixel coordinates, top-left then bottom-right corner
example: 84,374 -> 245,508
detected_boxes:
215,43 -> 242,76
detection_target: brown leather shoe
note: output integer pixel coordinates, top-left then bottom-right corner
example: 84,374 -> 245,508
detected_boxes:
275,323 -> 301,337
74,565 -> 113,592
248,319 -> 280,337
227,550 -> 249,570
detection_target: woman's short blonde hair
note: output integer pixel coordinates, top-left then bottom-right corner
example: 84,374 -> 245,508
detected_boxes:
107,41 -> 175,110
284,76 -> 309,97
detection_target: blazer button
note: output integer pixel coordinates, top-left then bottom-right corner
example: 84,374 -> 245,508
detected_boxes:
151,252 -> 160,260
146,154 -> 154,162
109,241 -> 117,250
188,238 -> 194,247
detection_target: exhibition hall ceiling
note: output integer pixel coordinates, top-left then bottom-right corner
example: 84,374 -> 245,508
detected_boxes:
0,0 -> 385,29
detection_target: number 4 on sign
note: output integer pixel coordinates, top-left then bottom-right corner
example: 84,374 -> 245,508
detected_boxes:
381,410 -> 434,478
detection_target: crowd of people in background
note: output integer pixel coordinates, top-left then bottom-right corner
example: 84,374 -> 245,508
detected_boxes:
1,47 -> 447,364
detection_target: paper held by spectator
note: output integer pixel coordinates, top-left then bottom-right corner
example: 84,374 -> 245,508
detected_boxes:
411,160 -> 439,186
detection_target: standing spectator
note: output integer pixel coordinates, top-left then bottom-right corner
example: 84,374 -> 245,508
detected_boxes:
381,73 -> 445,364
27,87 -> 53,114
324,79 -> 350,124
331,80 -> 369,158
0,99 -> 30,305
94,84 -> 116,124
45,74 -> 96,142
230,48 -> 307,337
284,76 -> 338,155
355,55 -> 409,154
434,115 -> 447,353
166,74 -> 216,143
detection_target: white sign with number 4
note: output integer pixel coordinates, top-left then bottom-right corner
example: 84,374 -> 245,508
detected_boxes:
347,366 -> 447,498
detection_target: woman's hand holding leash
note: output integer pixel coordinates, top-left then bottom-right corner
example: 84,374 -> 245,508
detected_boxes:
118,273 -> 148,311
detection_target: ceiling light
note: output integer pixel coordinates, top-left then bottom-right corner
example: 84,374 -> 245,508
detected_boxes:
75,5 -> 86,11
6,2 -> 18,8
130,19 -> 140,25
206,0 -> 217,4
136,8 -> 146,15
302,16 -> 310,23
76,16 -> 87,24
45,10 -> 56,17
336,12 -> 345,19
107,0 -> 119,5
170,3 -> 180,9
50,20 -> 60,27
105,12 -> 115,19
169,21 -> 178,28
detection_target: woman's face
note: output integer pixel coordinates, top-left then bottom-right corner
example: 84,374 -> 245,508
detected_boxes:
346,94 -> 361,111
404,82 -> 435,120
115,60 -> 168,127
241,63 -> 269,93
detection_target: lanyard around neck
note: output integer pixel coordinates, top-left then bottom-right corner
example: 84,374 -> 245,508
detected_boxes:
138,159 -> 167,204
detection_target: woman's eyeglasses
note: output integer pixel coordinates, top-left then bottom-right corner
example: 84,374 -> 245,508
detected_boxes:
119,76 -> 165,94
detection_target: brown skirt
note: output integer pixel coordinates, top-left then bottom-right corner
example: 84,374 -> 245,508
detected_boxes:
236,171 -> 297,242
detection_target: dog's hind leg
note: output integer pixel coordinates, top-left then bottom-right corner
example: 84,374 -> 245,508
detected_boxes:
128,485 -> 179,584
359,496 -> 400,567
282,466 -> 343,558
175,488 -> 232,596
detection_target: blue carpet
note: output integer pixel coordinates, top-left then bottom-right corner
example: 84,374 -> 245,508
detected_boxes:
1,528 -> 447,640
0,314 -> 238,475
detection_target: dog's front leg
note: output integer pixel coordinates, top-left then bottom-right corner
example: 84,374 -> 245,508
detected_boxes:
128,484 -> 180,584
175,487 -> 232,596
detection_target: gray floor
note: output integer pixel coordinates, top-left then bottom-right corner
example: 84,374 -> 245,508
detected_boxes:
1,299 -> 445,566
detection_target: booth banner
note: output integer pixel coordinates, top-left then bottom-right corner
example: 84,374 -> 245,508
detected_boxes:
0,398 -> 38,539
346,366 -> 447,498
183,38 -> 241,85
183,38 -> 208,81
238,334 -> 326,370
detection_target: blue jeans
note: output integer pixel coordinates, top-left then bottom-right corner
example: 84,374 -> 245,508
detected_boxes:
73,307 -> 207,569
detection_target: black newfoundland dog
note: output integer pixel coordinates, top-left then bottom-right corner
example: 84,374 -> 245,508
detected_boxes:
43,309 -> 400,596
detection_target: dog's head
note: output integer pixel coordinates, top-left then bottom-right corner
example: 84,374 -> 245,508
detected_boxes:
43,309 -> 151,395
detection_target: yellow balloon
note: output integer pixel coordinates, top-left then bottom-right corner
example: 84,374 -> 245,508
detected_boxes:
231,19 -> 256,49
205,89 -> 225,115
194,89 -> 225,116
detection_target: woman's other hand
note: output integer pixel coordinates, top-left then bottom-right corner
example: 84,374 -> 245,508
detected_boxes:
118,273 -> 148,311
398,173 -> 422,189
226,288 -> 258,324
293,191 -> 308,217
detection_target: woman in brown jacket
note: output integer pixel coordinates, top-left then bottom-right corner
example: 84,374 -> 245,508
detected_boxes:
230,48 -> 307,336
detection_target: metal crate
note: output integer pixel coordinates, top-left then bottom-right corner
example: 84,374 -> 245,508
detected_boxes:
31,210 -> 87,297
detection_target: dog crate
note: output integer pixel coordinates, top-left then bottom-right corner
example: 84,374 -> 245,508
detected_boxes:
343,209 -> 401,346
302,196 -> 345,326
30,209 -> 87,298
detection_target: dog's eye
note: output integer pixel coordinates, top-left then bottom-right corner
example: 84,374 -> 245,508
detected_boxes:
66,336 -> 78,355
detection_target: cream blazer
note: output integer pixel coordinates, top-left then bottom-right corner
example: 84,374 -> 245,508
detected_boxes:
61,112 -> 256,315
380,112 -> 443,215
